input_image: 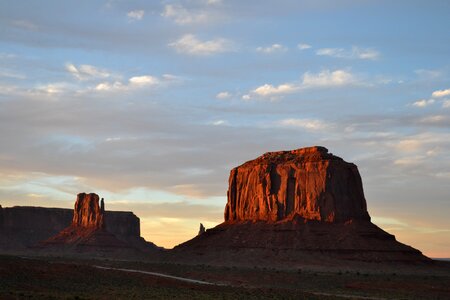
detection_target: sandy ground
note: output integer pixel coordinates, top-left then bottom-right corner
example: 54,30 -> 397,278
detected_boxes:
1,255 -> 450,299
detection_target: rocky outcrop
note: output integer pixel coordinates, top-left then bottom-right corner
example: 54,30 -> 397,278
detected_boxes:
172,146 -> 429,267
198,223 -> 205,236
40,193 -> 160,255
73,193 -> 105,229
225,146 -> 370,223
0,206 -> 143,250
0,206 -> 73,250
0,194 -> 159,255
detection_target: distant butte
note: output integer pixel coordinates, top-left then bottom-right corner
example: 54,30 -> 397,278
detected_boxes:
171,146 -> 430,267
40,193 -> 160,256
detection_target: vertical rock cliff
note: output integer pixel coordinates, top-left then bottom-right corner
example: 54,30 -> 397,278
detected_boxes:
172,146 -> 428,266
39,193 -> 160,255
225,146 -> 370,223
72,193 -> 104,229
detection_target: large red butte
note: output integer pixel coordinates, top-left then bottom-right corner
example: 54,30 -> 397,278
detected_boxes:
225,146 -> 370,223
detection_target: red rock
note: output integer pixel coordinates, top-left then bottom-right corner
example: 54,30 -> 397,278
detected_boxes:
225,146 -> 370,223
38,193 -> 160,256
0,206 -> 145,250
72,193 -> 104,229
172,146 -> 429,267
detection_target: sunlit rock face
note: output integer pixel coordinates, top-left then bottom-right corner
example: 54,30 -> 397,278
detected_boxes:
225,146 -> 371,223
72,193 -> 105,229
172,146 -> 429,266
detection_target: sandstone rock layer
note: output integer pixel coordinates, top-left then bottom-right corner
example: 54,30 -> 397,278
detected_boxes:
172,146 -> 429,267
225,146 -> 370,223
73,193 -> 105,228
37,193 -> 160,256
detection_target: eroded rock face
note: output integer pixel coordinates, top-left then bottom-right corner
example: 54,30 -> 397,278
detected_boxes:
72,193 -> 104,229
225,146 -> 370,223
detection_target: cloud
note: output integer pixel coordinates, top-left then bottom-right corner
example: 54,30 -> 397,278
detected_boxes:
252,83 -> 297,98
415,69 -> 442,79
95,81 -> 124,91
298,43 -> 311,50
278,118 -> 330,130
34,83 -> 70,95
396,139 -> 422,152
244,69 -> 356,100
216,91 -> 231,99
127,10 -> 145,21
412,99 -> 435,108
161,4 -> 208,25
256,44 -> 287,53
129,75 -> 159,86
316,46 -> 379,60
419,115 -> 450,126
443,100 -> 450,108
65,63 -> 110,80
0,69 -> 26,80
169,34 -> 234,55
95,75 -> 160,92
301,69 -> 355,87
211,120 -> 228,126
432,88 -> 450,98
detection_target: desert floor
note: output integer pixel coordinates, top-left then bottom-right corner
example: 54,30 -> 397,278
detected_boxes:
1,255 -> 450,299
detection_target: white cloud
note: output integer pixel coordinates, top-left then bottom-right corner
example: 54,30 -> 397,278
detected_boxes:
243,69 -> 357,101
355,47 -> 380,60
316,46 -> 379,60
316,48 -> 344,57
65,63 -> 110,81
211,120 -> 228,126
253,83 -> 297,97
443,100 -> 450,108
302,69 -> 355,87
298,43 -> 311,50
95,75 -> 161,92
127,10 -> 145,21
396,139 -> 422,152
129,75 -> 159,86
393,157 -> 423,167
161,4 -> 208,25
256,44 -> 287,54
95,81 -> 124,91
169,34 -> 234,56
412,99 -> 435,108
216,91 -> 231,99
432,88 -> 450,98
419,115 -> 447,125
278,118 -> 329,131
40,84 -> 63,94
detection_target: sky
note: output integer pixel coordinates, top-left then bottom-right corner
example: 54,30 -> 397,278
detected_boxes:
0,0 -> 449,257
